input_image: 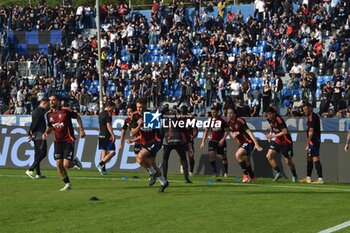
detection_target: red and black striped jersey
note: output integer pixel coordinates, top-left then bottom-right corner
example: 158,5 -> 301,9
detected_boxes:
267,115 -> 293,145
227,117 -> 253,144
209,116 -> 228,142
47,107 -> 77,143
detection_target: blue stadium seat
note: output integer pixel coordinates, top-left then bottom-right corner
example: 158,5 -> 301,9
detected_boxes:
301,38 -> 308,46
152,56 -> 160,62
273,52 -> 277,58
292,89 -> 300,96
152,49 -> 160,56
265,52 -> 272,59
93,80 -> 99,86
246,47 -> 252,52
159,55 -> 166,62
324,76 -> 332,82
316,89 -> 321,100
232,47 -> 239,54
258,46 -> 264,53
109,85 -> 116,95
317,76 -> 324,83
252,47 -> 258,54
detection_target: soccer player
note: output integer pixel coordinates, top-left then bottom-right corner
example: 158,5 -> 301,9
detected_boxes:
130,98 -> 169,192
161,106 -> 192,183
96,101 -> 116,175
265,106 -> 298,182
119,105 -> 135,151
26,98 -> 50,179
123,105 -> 143,156
226,106 -> 263,182
300,102 -> 324,184
200,105 -> 229,177
179,105 -> 198,176
42,94 -> 85,191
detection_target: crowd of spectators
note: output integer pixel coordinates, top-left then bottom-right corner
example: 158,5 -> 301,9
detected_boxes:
0,0 -> 350,118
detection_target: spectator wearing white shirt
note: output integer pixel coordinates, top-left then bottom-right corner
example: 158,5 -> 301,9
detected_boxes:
126,23 -> 134,38
290,61 -> 303,78
17,86 -> 26,102
71,37 -> 79,51
76,6 -> 84,29
230,78 -> 241,100
255,0 -> 266,22
71,79 -> 78,92
217,76 -> 226,103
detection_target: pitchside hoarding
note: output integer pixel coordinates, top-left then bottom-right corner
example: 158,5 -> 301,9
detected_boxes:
1,122 -> 350,183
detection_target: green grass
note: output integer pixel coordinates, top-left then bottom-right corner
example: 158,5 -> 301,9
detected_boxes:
0,168 -> 350,233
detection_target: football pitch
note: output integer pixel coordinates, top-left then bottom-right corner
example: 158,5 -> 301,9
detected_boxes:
1,168 -> 350,233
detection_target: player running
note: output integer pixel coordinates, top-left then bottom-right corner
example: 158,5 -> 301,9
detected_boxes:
42,94 -> 85,191
265,107 -> 298,182
131,98 -> 169,192
119,105 -> 142,154
200,105 -> 229,177
226,106 -> 263,182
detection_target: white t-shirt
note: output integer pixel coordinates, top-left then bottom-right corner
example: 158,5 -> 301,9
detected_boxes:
71,39 -> 79,50
218,79 -> 225,91
71,82 -> 78,92
110,33 -> 117,42
127,25 -> 134,37
76,6 -> 83,16
230,82 -> 241,96
290,65 -> 302,74
256,0 -> 266,13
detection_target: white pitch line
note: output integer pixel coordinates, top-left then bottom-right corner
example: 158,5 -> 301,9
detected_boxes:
318,220 -> 350,233
1,174 -> 350,193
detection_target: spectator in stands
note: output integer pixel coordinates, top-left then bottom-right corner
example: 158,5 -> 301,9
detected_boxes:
0,0 -> 348,118
78,88 -> 90,114
4,106 -> 15,115
14,100 -> 26,115
229,78 -> 241,101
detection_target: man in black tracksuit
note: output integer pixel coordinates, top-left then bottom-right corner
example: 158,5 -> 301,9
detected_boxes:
25,98 -> 49,179
162,107 -> 192,183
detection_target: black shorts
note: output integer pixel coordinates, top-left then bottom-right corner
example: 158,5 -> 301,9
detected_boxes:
54,141 -> 75,161
269,141 -> 294,158
307,143 -> 320,157
143,141 -> 162,157
99,138 -> 116,151
208,140 -> 227,155
239,142 -> 254,155
134,143 -> 142,154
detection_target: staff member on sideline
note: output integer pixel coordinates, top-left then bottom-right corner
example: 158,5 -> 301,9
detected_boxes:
96,101 -> 116,175
26,98 -> 50,179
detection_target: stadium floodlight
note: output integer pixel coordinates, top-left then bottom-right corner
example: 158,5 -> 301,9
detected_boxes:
96,0 -> 103,111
